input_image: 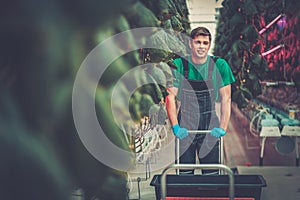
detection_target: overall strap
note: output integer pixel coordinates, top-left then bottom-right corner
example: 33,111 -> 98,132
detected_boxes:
208,56 -> 219,79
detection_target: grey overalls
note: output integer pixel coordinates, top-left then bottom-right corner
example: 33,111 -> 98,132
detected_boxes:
177,56 -> 220,174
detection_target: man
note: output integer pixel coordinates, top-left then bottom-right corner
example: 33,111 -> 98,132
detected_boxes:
165,27 -> 235,174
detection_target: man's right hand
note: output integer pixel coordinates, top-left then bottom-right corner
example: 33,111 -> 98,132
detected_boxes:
171,124 -> 188,140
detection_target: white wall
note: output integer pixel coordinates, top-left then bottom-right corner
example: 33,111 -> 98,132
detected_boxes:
186,0 -> 223,54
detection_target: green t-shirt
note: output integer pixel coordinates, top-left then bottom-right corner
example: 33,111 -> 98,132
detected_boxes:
172,55 -> 235,101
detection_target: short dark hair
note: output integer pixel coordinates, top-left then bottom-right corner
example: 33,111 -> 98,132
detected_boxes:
190,27 -> 212,42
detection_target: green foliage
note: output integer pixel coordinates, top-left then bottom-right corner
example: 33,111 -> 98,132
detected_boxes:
157,61 -> 175,87
124,1 -> 161,28
228,12 -> 245,27
241,24 -> 260,43
121,0 -> 190,121
216,0 -> 300,107
96,87 -> 132,150
146,64 -> 167,86
171,15 -> 184,32
139,94 -> 155,117
239,84 -> 253,100
129,91 -> 143,121
232,88 -> 248,108
1,1 -> 191,198
250,53 -> 262,66
242,0 -> 259,16
214,0 -> 271,108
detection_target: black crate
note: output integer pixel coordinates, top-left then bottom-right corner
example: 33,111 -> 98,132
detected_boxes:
150,174 -> 266,200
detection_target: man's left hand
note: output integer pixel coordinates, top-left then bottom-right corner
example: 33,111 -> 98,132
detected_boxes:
211,127 -> 226,138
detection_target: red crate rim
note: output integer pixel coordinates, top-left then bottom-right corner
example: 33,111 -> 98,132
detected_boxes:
165,197 -> 255,200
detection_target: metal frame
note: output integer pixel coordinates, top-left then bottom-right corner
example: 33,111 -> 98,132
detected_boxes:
175,130 -> 225,174
160,164 -> 235,200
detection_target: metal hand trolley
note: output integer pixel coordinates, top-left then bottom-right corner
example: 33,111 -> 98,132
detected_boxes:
175,130 -> 224,174
150,130 -> 267,200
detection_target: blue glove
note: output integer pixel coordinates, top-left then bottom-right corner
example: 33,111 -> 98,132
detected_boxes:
171,124 -> 188,140
211,127 -> 226,138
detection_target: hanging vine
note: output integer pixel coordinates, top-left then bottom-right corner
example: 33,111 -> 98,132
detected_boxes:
214,0 -> 300,108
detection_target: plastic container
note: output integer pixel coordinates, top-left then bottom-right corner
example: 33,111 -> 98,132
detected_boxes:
150,174 -> 266,200
289,109 -> 295,119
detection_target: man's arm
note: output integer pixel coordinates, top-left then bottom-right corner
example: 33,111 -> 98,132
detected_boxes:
218,84 -> 232,131
165,87 -> 179,126
165,87 -> 188,140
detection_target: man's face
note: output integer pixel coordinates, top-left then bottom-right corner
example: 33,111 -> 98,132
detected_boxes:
189,35 -> 211,60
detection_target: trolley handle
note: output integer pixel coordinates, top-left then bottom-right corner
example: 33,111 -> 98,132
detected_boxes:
175,129 -> 224,174
187,130 -> 211,134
